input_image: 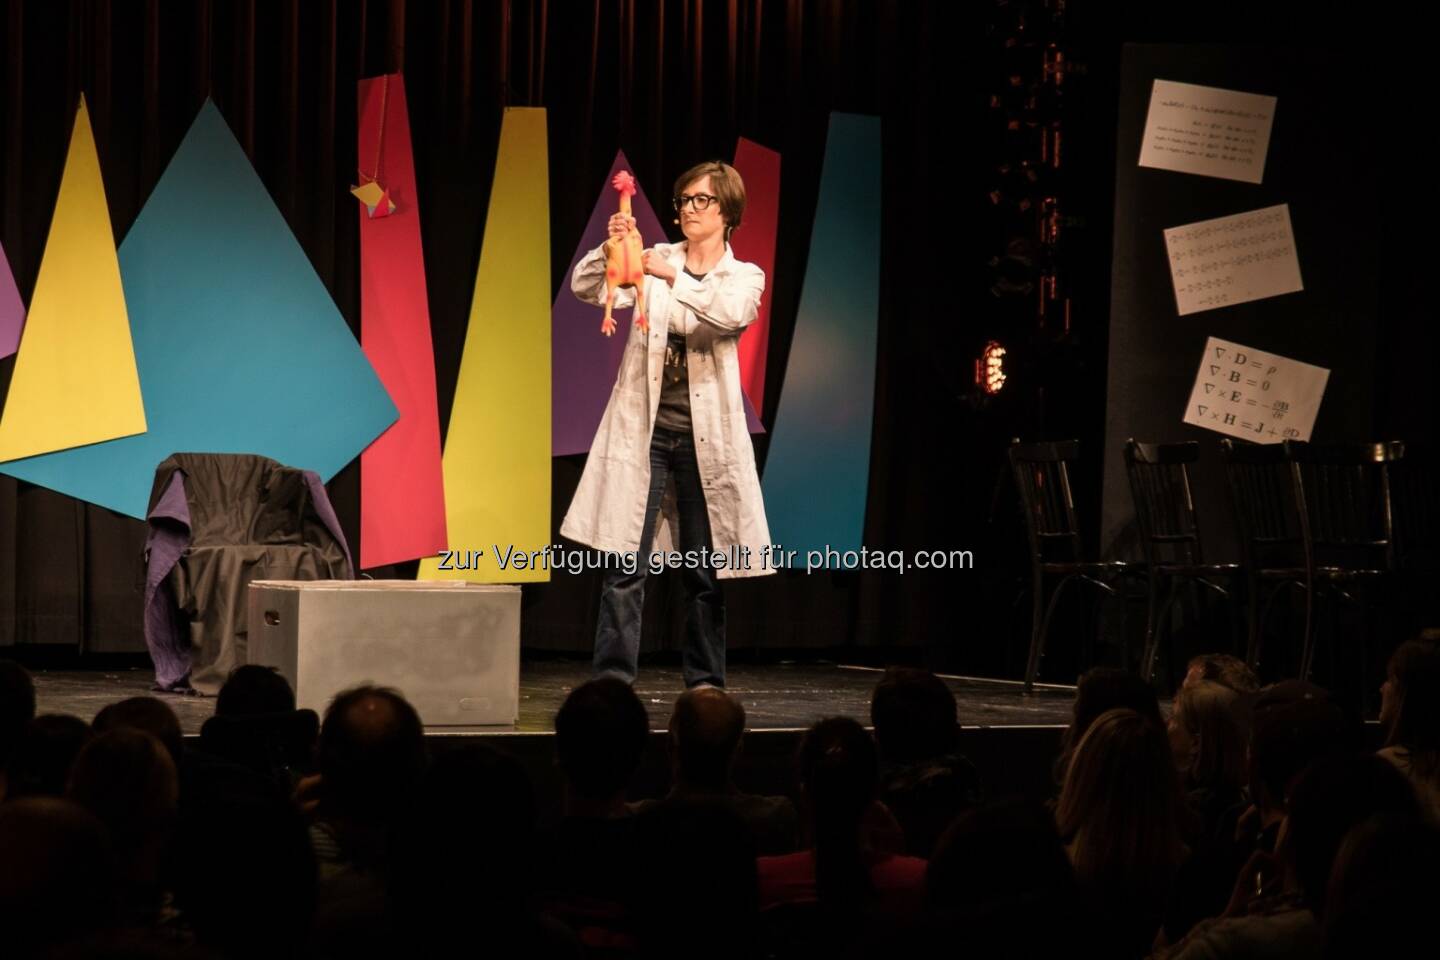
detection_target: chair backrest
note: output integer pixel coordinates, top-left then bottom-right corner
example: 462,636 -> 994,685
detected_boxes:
1219,439 -> 1303,571
1284,440 -> 1400,573
165,453 -> 329,548
1123,439 -> 1204,566
1391,442 -> 1440,573
1008,440 -> 1084,564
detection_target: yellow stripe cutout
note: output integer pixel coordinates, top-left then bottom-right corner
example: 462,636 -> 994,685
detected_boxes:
418,108 -> 551,583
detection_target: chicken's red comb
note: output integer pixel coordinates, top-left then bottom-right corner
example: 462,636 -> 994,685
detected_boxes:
611,171 -> 637,196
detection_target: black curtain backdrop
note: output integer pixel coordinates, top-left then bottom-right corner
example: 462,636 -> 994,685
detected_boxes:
1,2 -> 1429,676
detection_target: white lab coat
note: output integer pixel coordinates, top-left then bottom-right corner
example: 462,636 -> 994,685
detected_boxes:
559,240 -> 775,579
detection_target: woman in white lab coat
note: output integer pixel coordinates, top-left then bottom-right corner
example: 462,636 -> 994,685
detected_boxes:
561,160 -> 774,689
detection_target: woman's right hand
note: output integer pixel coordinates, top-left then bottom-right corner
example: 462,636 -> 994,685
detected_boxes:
608,213 -> 636,240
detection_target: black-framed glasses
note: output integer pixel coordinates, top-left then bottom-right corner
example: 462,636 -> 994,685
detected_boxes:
673,193 -> 718,212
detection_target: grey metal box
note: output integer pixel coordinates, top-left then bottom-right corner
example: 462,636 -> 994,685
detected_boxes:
246,580 -> 521,725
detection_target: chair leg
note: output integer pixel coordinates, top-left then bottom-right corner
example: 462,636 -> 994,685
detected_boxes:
1027,573 -> 1080,694
1023,570 -> 1046,695
1151,580 -> 1186,686
1008,585 -> 1030,679
1036,576 -> 1078,682
1300,581 -> 1317,682
1117,584 -> 1131,675
1358,594 -> 1371,717
1245,576 -> 1262,671
1140,574 -> 1162,683
1226,583 -> 1243,664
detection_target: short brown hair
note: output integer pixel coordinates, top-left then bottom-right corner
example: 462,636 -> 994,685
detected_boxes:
674,160 -> 746,238
1185,653 -> 1259,694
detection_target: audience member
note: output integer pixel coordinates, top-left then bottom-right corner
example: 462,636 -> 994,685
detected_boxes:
215,664 -> 298,717
0,796 -> 117,958
1158,681 -> 1357,950
1184,653 -> 1261,695
1241,683 -> 1356,857
1171,680 -> 1248,833
303,685 -> 425,959
1053,667 -> 1164,788
541,677 -> 651,954
66,729 -> 180,927
757,717 -> 927,958
1167,754 -> 1419,960
200,666 -> 318,790
390,745 -> 579,958
632,686 -> 797,854
94,696 -> 185,770
927,798 -> 1086,958
1162,680 -> 1252,943
870,667 -> 982,857
634,797 -> 759,959
306,684 -> 426,878
173,761 -> 317,959
1377,632 -> 1440,820
1321,814 -> 1440,958
2,714 -> 92,800
1055,707 -> 1187,959
0,658 -> 37,774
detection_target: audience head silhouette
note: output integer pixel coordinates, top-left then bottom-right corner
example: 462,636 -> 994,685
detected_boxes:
317,684 -> 426,830
798,716 -> 880,911
217,664 -> 298,717
92,696 -> 184,768
669,686 -> 746,790
554,677 -> 650,802
870,666 -> 960,765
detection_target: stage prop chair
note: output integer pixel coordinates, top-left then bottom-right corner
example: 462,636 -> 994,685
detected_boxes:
1122,439 -> 1242,686
1009,439 -> 1142,694
142,453 -> 353,696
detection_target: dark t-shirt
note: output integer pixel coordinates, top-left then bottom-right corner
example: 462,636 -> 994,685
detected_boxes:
653,268 -> 706,434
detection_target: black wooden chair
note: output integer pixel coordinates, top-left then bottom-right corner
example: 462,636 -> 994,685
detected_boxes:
1009,439 -> 1138,693
1123,440 -> 1241,684
1391,442 -> 1440,613
1218,439 -> 1307,675
1284,440 -> 1402,682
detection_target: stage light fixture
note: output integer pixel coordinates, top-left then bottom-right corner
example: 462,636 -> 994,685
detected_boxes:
976,340 -> 1007,395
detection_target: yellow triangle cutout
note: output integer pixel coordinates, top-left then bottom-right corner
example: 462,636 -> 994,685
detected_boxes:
0,96 -> 145,463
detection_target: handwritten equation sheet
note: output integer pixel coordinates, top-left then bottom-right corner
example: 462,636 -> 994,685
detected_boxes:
1183,337 -> 1329,443
1139,79 -> 1276,183
1164,205 -> 1302,316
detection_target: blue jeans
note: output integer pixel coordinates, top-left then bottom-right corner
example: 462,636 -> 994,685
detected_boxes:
594,425 -> 726,688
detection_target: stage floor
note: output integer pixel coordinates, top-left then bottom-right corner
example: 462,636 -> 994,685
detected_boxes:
28,658 -> 1084,734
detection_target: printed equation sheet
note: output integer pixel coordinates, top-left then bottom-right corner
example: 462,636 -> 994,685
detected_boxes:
1183,337 -> 1329,442
1139,79 -> 1276,183
1165,205 -> 1303,316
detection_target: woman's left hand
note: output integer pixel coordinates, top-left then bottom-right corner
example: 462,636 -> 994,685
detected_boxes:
642,249 -> 676,283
